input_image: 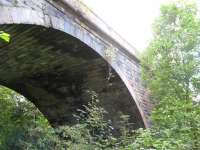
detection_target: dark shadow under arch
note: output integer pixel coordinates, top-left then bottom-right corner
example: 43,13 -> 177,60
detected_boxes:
0,24 -> 144,130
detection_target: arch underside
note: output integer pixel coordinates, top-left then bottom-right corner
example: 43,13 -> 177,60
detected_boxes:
0,24 -> 144,130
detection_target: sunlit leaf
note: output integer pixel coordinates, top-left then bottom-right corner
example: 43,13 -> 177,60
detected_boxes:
0,31 -> 10,42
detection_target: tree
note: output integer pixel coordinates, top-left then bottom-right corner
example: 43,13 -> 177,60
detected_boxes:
0,86 -> 62,150
131,0 -> 200,149
142,0 -> 200,103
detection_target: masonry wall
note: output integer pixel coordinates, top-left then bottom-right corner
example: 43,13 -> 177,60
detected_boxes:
0,0 -> 153,127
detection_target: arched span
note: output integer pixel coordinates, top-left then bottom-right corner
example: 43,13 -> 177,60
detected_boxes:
0,6 -> 149,128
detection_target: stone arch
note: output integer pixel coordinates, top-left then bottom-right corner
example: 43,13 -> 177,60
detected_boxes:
0,6 -> 147,129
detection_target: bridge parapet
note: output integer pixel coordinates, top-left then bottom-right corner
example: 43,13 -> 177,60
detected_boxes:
57,0 -> 140,59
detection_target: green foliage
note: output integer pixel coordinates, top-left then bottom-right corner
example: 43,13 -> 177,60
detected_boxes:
0,86 -> 62,150
54,91 -> 136,150
135,0 -> 200,149
131,128 -> 186,150
0,87 -> 136,150
0,31 -> 10,42
142,0 -> 200,102
54,91 -> 115,149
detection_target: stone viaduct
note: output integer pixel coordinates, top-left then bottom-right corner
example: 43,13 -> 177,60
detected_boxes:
0,0 -> 153,130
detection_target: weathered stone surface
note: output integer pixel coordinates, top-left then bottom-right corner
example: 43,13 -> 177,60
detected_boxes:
0,0 -> 153,128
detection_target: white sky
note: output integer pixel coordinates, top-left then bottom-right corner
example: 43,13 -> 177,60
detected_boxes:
82,0 -> 198,51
